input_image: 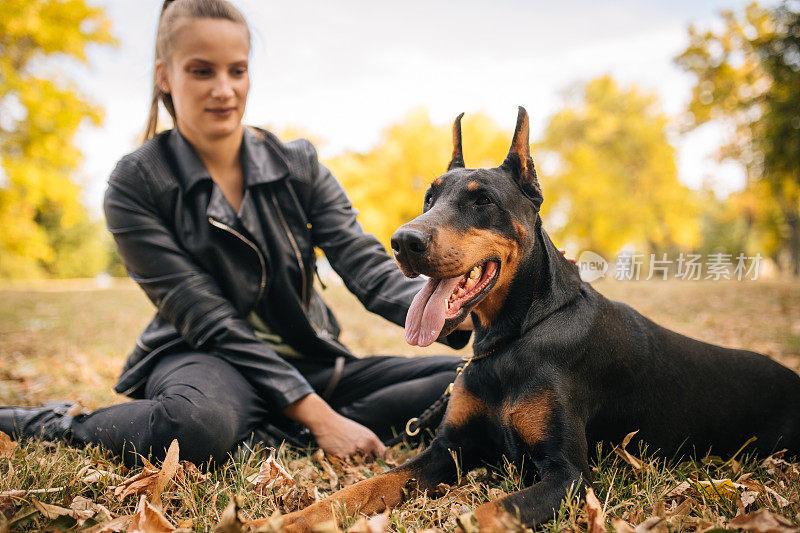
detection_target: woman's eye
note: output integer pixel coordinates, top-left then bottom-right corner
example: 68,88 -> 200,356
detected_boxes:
233,67 -> 248,76
475,195 -> 492,206
191,68 -> 212,76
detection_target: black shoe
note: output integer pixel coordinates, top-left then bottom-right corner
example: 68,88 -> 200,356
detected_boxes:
0,402 -> 76,442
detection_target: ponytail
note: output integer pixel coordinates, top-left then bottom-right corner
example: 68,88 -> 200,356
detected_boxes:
143,0 -> 250,141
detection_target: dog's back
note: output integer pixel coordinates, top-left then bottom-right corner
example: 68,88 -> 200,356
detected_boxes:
567,286 -> 800,458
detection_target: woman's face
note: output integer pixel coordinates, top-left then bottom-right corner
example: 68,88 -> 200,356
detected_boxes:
158,18 -> 250,144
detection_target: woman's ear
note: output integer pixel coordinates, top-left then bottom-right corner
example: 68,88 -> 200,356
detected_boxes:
155,60 -> 170,94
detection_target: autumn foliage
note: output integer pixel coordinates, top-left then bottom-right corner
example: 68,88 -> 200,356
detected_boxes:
0,0 -> 115,278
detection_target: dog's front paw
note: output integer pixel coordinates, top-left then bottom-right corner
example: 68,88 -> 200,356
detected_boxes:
457,502 -> 516,533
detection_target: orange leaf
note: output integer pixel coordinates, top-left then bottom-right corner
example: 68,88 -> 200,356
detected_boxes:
150,439 -> 180,509
0,431 -> 16,458
127,494 -> 175,533
585,487 -> 606,533
728,508 -> 799,533
613,430 -> 643,470
246,453 -> 295,496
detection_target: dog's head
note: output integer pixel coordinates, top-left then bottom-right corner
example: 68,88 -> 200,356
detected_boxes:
391,107 -> 543,346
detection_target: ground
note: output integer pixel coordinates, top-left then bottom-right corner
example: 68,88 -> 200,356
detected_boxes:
1,278 -> 800,531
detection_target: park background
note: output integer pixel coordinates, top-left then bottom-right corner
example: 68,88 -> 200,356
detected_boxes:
2,1 -> 800,532
2,0 -> 800,279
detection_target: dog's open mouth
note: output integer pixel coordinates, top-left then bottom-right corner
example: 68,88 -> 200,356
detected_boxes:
405,259 -> 500,346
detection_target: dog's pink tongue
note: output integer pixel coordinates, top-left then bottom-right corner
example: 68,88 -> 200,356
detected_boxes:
405,276 -> 462,347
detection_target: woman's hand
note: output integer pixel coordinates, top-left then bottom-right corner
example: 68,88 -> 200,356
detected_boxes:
312,413 -> 386,458
283,393 -> 385,458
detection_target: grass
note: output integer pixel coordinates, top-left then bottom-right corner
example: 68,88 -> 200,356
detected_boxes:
1,278 -> 800,531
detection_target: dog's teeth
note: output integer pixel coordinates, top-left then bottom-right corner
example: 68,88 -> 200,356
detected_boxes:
457,288 -> 466,296
469,269 -> 479,279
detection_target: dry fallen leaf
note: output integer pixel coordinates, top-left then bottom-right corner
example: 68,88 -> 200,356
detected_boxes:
32,496 -> 112,527
245,509 -> 284,532
728,508 -> 800,533
614,430 -> 643,470
0,431 -> 16,458
178,461 -> 208,483
693,478 -> 744,500
247,453 -> 296,497
312,449 -> 340,490
70,495 -> 114,526
310,520 -> 341,533
82,515 -> 133,533
150,439 -> 180,509
349,511 -> 391,533
0,487 -> 64,499
32,499 -> 74,520
212,495 -> 244,533
764,486 -> 791,508
585,487 -> 606,533
634,516 -> 667,533
663,481 -> 690,499
83,468 -> 124,484
114,465 -> 160,501
127,494 -> 176,533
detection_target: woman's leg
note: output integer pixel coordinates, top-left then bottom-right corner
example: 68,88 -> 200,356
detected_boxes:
304,355 -> 461,441
49,352 -> 269,466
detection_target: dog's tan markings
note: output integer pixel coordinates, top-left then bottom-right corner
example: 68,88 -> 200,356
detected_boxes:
432,177 -> 443,187
414,226 -> 520,327
513,221 -> 527,242
502,390 -> 556,447
279,468 -> 415,532
446,382 -> 490,428
462,229 -> 520,328
466,500 -> 514,532
467,181 -> 480,191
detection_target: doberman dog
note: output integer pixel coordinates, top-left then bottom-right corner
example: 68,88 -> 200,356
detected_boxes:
280,107 -> 800,531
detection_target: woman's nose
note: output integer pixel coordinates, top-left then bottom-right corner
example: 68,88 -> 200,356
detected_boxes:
211,75 -> 235,99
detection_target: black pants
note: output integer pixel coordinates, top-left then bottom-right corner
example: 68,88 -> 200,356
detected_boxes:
68,352 -> 460,466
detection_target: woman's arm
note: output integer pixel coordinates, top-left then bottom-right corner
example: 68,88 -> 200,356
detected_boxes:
298,141 -> 471,346
284,393 -> 385,457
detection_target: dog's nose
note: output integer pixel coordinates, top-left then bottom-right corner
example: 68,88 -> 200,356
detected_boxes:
391,227 -> 432,257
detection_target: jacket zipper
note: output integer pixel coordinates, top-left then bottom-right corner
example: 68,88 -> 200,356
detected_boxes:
208,217 -> 267,304
269,189 -> 309,307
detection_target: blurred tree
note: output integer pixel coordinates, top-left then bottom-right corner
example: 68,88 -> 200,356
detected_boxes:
675,1 -> 800,275
537,75 -> 701,258
324,108 -> 511,251
0,0 -> 115,278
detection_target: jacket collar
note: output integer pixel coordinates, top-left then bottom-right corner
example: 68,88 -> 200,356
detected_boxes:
168,126 -> 289,194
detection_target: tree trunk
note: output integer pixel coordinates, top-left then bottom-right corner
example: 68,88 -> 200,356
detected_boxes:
788,209 -> 800,277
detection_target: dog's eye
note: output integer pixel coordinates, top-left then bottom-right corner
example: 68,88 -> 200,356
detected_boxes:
475,195 -> 492,206
424,193 -> 433,206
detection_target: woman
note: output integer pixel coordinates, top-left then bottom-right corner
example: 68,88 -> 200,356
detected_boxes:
0,0 -> 469,467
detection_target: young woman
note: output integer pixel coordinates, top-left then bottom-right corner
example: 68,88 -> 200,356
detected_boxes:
0,0 -> 469,467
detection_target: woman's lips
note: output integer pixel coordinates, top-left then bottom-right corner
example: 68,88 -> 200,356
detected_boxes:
206,107 -> 236,117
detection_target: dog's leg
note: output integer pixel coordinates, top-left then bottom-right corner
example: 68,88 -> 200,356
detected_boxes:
280,438 -> 466,533
468,398 -> 592,532
468,463 -> 589,531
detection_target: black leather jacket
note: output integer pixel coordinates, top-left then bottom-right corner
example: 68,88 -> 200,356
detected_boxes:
104,127 -> 468,410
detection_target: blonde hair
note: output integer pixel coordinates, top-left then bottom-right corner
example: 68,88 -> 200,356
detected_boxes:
144,0 -> 250,141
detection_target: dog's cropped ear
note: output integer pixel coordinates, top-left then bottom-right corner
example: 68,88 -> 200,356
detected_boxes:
502,106 -> 543,209
447,112 -> 465,171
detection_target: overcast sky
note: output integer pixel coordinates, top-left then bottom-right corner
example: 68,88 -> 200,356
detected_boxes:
70,0 -> 760,215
